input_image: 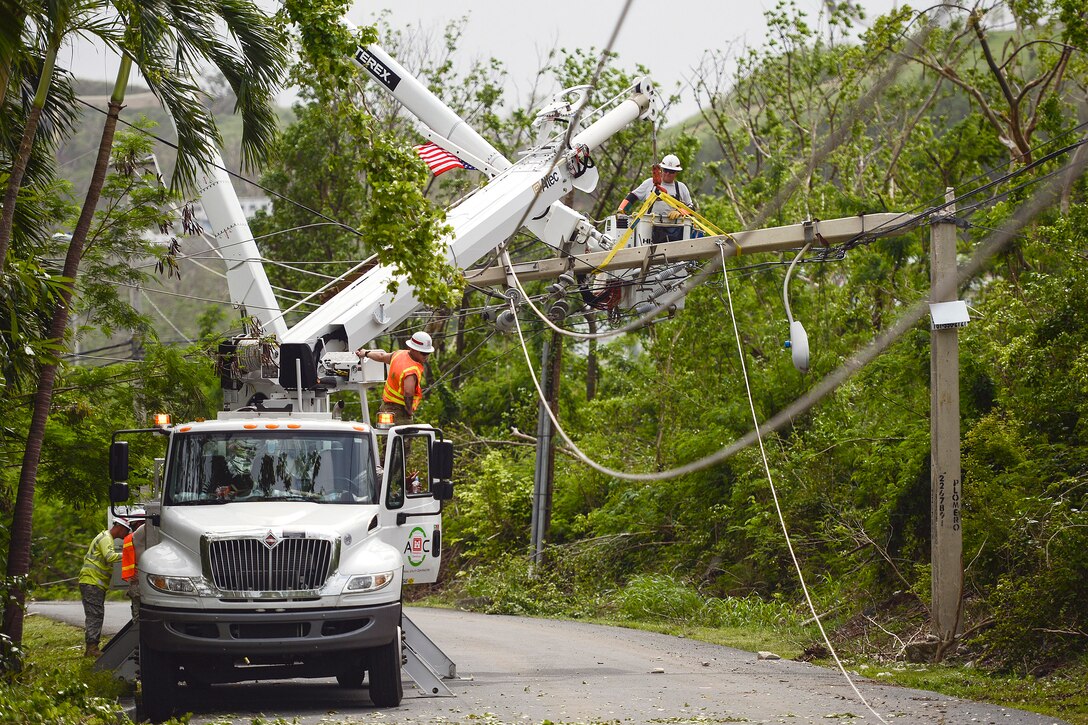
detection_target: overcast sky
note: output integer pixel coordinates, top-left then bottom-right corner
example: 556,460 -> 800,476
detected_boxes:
63,0 -> 899,123
350,0 -> 900,120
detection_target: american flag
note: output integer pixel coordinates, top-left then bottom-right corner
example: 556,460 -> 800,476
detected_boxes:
413,142 -> 475,176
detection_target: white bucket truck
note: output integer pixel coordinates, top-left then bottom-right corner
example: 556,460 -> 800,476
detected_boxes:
108,408 -> 453,721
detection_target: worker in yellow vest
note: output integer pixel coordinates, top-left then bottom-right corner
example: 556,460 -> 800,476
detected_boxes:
79,517 -> 131,657
355,331 -> 434,425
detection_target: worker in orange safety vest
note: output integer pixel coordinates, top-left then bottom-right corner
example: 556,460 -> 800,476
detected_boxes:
355,331 -> 433,425
120,511 -> 145,621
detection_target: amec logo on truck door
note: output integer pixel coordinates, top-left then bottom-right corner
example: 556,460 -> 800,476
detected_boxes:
404,526 -> 428,566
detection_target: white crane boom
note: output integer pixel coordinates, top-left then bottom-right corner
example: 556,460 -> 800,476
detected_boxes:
280,82 -> 655,351
194,151 -> 287,338
205,22 -> 656,410
352,41 -> 511,178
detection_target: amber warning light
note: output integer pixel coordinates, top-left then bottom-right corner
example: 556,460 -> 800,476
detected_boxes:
153,413 -> 172,427
376,411 -> 395,427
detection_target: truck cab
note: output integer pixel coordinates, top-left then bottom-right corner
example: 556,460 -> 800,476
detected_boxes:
110,413 -> 453,721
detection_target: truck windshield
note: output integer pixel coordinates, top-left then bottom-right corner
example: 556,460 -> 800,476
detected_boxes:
164,431 -> 376,505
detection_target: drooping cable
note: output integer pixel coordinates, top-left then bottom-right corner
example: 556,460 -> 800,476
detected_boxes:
504,136 -> 1088,485
141,289 -> 194,344
782,243 -> 810,326
718,242 -> 889,725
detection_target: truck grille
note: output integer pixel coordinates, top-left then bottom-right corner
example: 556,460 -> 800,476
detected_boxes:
206,537 -> 333,592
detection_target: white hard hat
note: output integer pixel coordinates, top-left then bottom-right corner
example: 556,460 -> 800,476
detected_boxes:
406,331 -> 434,354
660,154 -> 682,172
112,516 -> 131,531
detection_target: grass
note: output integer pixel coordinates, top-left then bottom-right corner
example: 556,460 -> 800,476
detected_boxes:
0,613 -> 131,724
844,658 -> 1088,725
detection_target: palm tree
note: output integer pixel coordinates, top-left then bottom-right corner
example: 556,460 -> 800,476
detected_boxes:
0,0 -> 28,109
0,0 -> 117,272
1,0 -> 287,657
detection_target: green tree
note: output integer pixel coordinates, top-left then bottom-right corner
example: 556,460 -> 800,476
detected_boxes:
900,0 -> 1080,165
254,2 -> 470,313
2,127 -> 184,656
0,0 -> 117,270
0,0 -> 28,109
0,184 -> 73,403
2,0 -> 287,650
691,1 -> 905,226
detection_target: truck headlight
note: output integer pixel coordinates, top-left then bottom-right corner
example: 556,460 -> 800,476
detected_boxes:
147,574 -> 196,594
345,571 -> 393,593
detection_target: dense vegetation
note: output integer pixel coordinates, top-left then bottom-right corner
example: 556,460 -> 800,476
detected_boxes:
2,0 -> 1087,720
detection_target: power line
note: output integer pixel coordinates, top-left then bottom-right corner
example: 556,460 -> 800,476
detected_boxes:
140,289 -> 193,344
838,133 -> 1088,254
111,281 -> 238,308
73,97 -> 367,240
504,151 -> 1087,482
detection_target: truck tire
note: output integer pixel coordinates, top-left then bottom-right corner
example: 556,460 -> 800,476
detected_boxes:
366,638 -> 403,707
336,660 -> 365,688
139,636 -> 178,724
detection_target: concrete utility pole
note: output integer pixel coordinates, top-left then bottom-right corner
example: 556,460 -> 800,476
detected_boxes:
466,213 -> 916,287
530,331 -> 561,565
930,188 -> 963,651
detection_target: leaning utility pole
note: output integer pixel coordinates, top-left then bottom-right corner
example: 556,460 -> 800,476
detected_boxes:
530,329 -> 562,566
930,188 -> 964,653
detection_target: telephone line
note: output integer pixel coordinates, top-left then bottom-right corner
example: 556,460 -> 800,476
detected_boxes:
73,97 -> 366,239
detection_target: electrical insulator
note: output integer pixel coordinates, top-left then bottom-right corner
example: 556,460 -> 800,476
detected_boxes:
495,309 -> 518,333
548,299 -> 571,321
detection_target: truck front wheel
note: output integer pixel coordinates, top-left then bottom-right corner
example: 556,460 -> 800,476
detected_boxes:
139,635 -> 179,723
335,654 -> 366,688
366,636 -> 403,707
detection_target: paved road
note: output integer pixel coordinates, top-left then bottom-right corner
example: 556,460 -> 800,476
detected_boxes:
30,601 -> 1067,725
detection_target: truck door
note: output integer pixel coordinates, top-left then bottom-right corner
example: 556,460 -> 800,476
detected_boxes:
376,428 -> 443,584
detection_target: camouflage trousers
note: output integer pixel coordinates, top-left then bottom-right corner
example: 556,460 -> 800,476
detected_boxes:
378,401 -> 413,425
127,581 -> 140,622
80,583 -> 106,647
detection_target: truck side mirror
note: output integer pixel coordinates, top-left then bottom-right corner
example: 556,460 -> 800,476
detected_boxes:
430,440 -> 454,501
430,440 -> 453,480
109,482 -> 130,504
109,441 -> 129,482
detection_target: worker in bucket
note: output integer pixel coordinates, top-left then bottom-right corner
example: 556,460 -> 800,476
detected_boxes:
616,154 -> 695,243
79,515 -> 131,657
356,330 -> 434,425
